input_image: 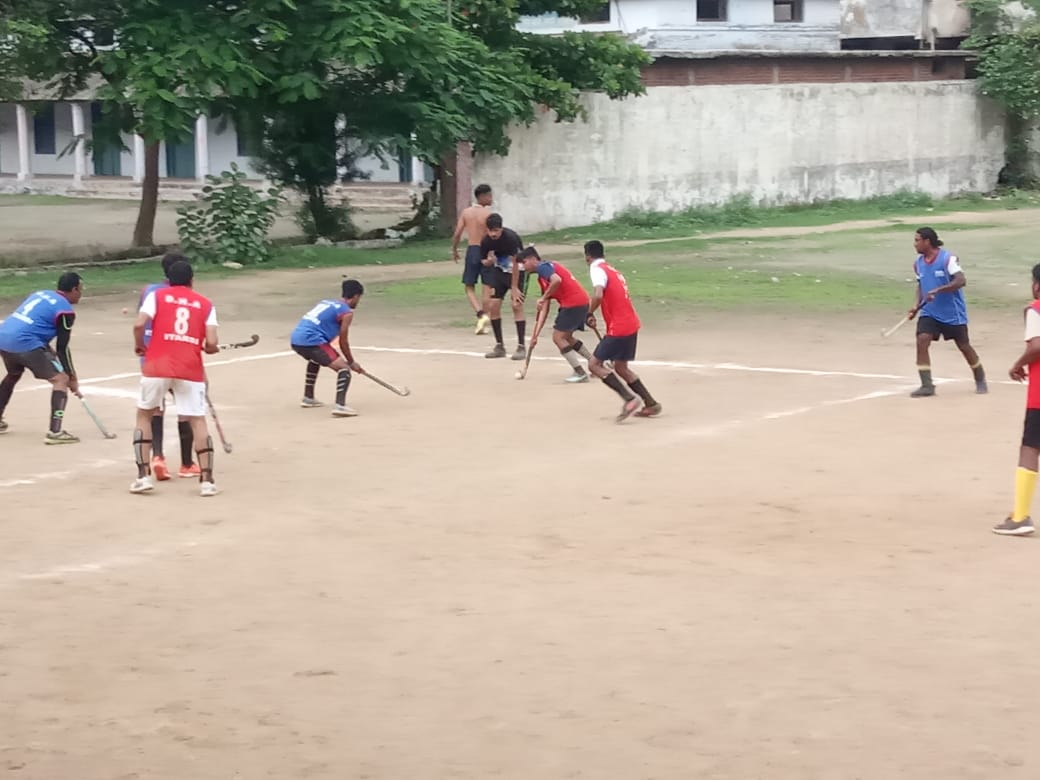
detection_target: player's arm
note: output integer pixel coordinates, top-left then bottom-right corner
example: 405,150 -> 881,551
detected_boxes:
1012,310 -> 1040,381
135,290 -> 156,354
203,305 -> 220,354
451,210 -> 467,262
510,233 -> 525,302
337,312 -> 364,373
538,273 -> 562,312
54,312 -> 79,395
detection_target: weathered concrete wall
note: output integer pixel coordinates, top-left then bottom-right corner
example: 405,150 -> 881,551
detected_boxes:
473,81 -> 1006,232
841,0 -> 969,40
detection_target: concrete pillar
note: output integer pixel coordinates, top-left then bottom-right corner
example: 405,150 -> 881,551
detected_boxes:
70,102 -> 87,184
194,114 -> 209,182
409,133 -> 424,185
335,115 -> 348,181
132,134 -> 146,183
15,104 -> 32,183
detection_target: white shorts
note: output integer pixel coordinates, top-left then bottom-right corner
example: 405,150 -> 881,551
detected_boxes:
138,377 -> 207,417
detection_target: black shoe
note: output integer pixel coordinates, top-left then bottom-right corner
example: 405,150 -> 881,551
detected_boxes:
910,385 -> 936,398
992,516 -> 1035,536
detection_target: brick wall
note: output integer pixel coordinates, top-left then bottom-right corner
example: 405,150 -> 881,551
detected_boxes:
641,56 -> 968,87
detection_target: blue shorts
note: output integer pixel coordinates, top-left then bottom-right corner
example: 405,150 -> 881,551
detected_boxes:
594,332 -> 638,363
462,245 -> 483,287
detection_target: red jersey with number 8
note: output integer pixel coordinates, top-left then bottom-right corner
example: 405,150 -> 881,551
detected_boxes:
590,260 -> 640,337
140,286 -> 217,381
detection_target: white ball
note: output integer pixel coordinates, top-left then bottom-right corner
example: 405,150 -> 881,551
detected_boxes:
514,371 -> 522,379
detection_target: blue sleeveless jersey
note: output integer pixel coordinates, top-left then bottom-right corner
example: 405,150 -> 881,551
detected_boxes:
290,299 -> 352,346
141,281 -> 169,346
915,249 -> 967,325
0,290 -> 75,352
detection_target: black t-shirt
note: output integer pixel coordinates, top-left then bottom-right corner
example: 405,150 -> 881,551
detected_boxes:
480,228 -> 524,271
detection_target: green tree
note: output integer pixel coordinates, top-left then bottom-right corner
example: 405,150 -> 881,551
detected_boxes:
963,0 -> 1040,186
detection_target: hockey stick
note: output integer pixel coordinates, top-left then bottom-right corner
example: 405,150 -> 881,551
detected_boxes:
517,303 -> 551,380
78,396 -> 118,439
881,301 -> 925,339
218,334 -> 260,351
205,392 -> 233,453
364,372 -> 411,397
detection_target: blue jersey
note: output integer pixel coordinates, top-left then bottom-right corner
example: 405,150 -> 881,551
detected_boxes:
0,290 -> 75,352
290,299 -> 352,347
140,281 -> 169,346
915,249 -> 967,325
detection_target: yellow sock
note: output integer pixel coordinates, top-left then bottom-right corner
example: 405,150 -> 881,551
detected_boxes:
1013,467 -> 1038,522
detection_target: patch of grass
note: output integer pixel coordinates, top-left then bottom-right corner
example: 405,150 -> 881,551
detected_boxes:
373,254 -> 911,313
530,190 -> 1040,243
274,240 -> 448,268
0,194 -> 108,207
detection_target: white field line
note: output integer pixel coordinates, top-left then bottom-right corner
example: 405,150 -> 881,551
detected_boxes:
8,539 -> 205,584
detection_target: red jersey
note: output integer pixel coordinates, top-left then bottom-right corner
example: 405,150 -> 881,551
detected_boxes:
589,259 -> 640,337
536,261 -> 589,308
1028,300 -> 1040,410
141,286 -> 217,381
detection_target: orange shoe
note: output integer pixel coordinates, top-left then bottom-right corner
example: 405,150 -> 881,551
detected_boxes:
152,456 -> 171,481
179,463 -> 201,479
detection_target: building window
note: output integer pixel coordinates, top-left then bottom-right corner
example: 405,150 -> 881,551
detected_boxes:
579,2 -> 610,23
774,0 -> 803,22
697,0 -> 727,21
33,105 -> 56,155
235,113 -> 264,157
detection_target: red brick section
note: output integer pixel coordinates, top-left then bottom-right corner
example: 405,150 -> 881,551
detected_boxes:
642,56 -> 969,87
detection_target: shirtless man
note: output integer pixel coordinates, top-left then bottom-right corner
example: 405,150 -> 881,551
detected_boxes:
451,183 -> 494,335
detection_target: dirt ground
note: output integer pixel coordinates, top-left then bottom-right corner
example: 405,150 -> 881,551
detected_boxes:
2,252 -> 1040,780
0,199 -> 409,264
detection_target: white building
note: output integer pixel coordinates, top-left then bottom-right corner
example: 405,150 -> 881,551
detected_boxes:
0,85 -> 429,205
519,0 -> 842,52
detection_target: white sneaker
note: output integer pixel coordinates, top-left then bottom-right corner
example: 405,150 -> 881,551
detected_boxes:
199,481 -> 219,497
129,475 -> 155,494
332,404 -> 358,417
565,372 -> 590,384
300,397 -> 324,408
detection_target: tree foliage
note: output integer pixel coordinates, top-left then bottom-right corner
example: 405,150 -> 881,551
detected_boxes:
963,0 -> 1040,184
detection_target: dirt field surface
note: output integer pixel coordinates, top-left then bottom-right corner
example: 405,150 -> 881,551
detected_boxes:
3,239 -> 1040,779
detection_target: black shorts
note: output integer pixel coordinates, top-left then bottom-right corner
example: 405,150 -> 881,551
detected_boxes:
554,304 -> 588,333
488,268 -> 527,301
917,316 -> 969,343
461,245 -> 483,287
292,343 -> 339,367
1,347 -> 63,380
594,332 -> 638,363
1024,409 -> 1040,449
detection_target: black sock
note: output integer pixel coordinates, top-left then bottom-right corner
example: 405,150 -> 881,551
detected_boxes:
0,373 -> 19,418
178,420 -> 194,467
49,389 -> 68,434
602,373 -> 635,401
627,378 -> 656,406
491,318 -> 504,345
304,361 -> 320,399
151,415 -> 164,458
335,369 -> 351,406
972,363 -> 986,382
573,340 -> 591,359
196,436 -> 214,483
918,367 -> 934,388
516,320 -> 526,347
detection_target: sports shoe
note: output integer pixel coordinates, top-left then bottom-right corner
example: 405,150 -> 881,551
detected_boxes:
616,397 -> 642,423
976,380 -> 989,395
179,463 -> 201,479
992,516 -> 1035,536
0,420 -> 8,434
199,481 -> 219,498
129,475 -> 155,494
300,397 -> 324,408
475,314 -> 490,335
512,345 -> 527,361
44,430 -> 79,445
485,344 -> 506,359
910,385 -> 936,398
565,371 -> 589,384
636,402 -> 663,418
152,456 -> 171,481
332,404 -> 358,417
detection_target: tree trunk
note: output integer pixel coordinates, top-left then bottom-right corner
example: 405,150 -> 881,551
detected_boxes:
132,142 -> 161,248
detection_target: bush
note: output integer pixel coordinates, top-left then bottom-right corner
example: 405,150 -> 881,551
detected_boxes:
176,163 -> 283,265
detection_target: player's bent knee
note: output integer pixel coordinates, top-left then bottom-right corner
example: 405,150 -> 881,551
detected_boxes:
50,372 -> 69,389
